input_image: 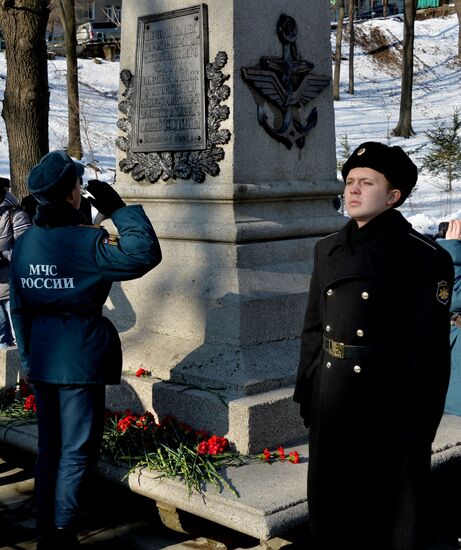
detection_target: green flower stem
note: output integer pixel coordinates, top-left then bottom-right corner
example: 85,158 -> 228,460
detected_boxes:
2,391 -> 295,498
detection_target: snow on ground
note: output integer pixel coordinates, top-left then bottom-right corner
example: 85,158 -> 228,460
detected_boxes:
0,56 -> 120,184
0,14 -> 460,233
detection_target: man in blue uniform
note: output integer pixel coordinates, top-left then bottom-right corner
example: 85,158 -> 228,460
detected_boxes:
10,150 -> 162,548
436,219 -> 461,417
294,142 -> 454,550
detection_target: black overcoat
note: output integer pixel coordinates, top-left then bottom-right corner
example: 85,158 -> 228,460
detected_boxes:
294,208 -> 454,550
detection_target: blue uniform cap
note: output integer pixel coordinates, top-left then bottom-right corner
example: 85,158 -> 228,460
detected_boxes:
27,150 -> 84,201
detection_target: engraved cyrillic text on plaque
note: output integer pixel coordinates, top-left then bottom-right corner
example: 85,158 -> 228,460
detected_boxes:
132,5 -> 208,153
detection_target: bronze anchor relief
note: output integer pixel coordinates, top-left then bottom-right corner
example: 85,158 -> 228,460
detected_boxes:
241,14 -> 330,150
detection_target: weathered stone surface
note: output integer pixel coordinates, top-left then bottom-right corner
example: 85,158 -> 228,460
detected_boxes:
0,1 -> 339,458
104,0 -> 343,453
1,416 -> 461,541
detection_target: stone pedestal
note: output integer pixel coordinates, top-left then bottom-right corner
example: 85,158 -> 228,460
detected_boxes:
107,0 -> 344,453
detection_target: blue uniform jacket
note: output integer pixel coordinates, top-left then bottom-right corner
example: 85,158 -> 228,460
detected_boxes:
9,203 -> 161,385
439,238 -> 461,415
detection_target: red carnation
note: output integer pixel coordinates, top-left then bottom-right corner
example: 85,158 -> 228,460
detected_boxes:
207,435 -> 229,455
117,413 -> 136,432
24,394 -> 37,413
288,451 -> 300,464
197,441 -> 208,455
277,446 -> 286,462
135,368 -> 147,377
197,435 -> 228,455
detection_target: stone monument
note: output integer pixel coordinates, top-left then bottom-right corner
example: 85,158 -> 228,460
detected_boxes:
106,0 -> 344,453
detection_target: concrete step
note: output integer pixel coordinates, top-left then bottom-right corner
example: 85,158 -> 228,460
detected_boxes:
1,414 -> 460,542
0,416 -> 308,541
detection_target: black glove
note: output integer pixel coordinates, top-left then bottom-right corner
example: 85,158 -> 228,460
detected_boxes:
86,180 -> 126,218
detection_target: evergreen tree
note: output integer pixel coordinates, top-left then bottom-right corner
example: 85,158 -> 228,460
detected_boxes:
337,133 -> 352,171
422,110 -> 461,193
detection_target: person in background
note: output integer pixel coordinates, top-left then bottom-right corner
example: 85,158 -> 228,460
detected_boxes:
294,142 -> 454,550
436,219 -> 461,416
20,192 -> 40,221
9,151 -> 162,549
0,176 -> 31,348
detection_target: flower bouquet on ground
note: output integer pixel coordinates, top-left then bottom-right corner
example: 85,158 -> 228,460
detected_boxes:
102,410 -> 300,496
0,380 -> 37,420
0,384 -> 300,497
134,368 -> 151,378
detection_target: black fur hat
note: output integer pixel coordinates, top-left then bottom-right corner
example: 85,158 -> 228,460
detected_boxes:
341,142 -> 418,207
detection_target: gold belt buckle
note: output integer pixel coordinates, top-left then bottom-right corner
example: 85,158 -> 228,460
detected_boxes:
328,339 -> 345,359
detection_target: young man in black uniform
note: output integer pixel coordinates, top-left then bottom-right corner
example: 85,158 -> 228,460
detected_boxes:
294,142 -> 454,550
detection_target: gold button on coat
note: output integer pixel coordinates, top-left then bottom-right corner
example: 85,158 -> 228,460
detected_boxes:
326,361 -> 332,368
356,329 -> 364,337
353,365 -> 361,373
361,291 -> 369,300
327,289 -> 333,296
326,325 -> 331,332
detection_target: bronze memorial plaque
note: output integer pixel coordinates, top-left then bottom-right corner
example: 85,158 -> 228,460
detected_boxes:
132,5 -> 208,153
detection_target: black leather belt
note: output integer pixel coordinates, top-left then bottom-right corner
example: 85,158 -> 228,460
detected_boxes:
323,336 -> 378,360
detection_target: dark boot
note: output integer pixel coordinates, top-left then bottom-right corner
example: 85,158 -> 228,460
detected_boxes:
36,528 -> 57,550
54,528 -> 80,547
36,528 -> 80,549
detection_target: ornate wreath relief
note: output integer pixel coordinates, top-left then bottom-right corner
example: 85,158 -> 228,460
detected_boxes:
116,52 -> 231,184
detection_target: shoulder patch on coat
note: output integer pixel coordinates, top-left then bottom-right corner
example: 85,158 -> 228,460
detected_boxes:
436,280 -> 450,305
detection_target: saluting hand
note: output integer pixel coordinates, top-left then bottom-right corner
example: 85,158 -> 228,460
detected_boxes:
445,219 -> 461,241
86,180 -> 126,218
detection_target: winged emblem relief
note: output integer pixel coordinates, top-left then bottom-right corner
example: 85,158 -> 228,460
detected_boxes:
241,14 -> 330,150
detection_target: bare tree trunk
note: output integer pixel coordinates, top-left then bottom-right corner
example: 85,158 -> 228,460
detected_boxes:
393,0 -> 417,138
59,0 -> 82,159
0,0 -> 50,198
383,0 -> 388,18
348,0 -> 355,95
455,0 -> 461,59
333,0 -> 345,101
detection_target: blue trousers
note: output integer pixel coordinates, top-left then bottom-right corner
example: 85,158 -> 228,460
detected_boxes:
34,384 -> 105,532
444,326 -> 461,416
